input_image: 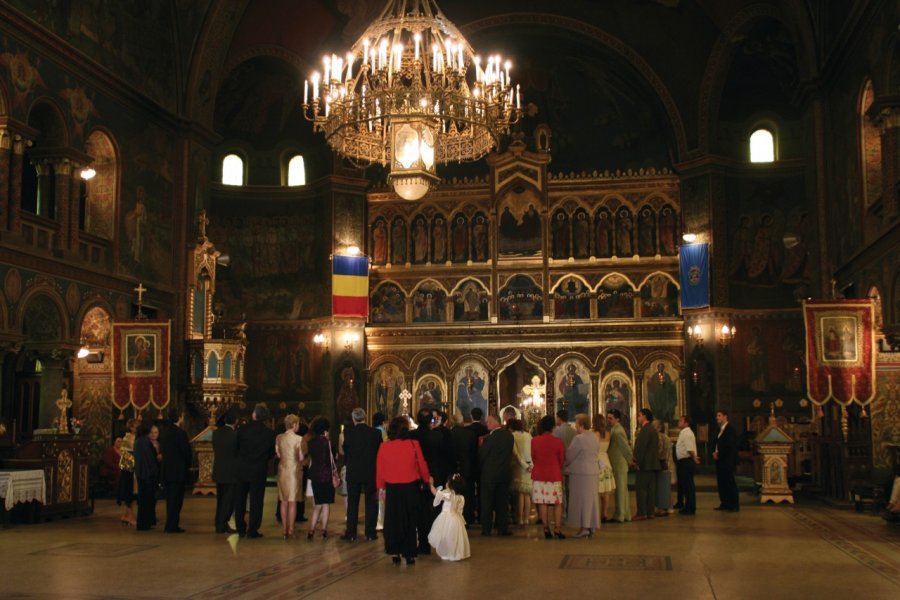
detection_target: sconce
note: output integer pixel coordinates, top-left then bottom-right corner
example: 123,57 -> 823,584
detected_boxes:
717,323 -> 736,347
80,167 -> 96,180
342,332 -> 360,352
687,323 -> 704,344
682,232 -> 698,243
313,333 -> 329,351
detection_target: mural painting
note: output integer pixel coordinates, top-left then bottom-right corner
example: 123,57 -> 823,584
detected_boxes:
498,188 -> 542,257
244,329 -> 315,405
452,279 -> 489,322
730,318 -> 805,398
371,218 -> 388,265
551,209 -> 570,259
472,213 -> 489,262
603,373 -> 633,438
415,375 -> 446,413
451,213 -> 469,262
594,208 -> 613,258
598,275 -> 635,318
640,274 -> 679,317
498,275 -> 543,321
553,276 -> 591,319
572,209 -> 590,258
498,355 -> 544,413
370,282 -> 406,323
411,281 -> 447,323
411,215 -> 429,264
645,360 -> 679,424
373,363 -> 407,418
391,217 -> 407,264
432,215 -> 448,263
455,360 -> 488,421
554,360 -> 591,417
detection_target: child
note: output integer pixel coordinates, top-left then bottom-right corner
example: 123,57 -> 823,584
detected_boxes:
428,474 -> 471,561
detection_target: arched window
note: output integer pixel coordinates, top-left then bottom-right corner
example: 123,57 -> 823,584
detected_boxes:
222,154 -> 244,186
859,80 -> 882,207
749,129 -> 775,163
287,155 -> 305,186
82,130 -> 118,240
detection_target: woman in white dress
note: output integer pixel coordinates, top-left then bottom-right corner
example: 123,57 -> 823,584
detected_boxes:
509,418 -> 534,525
592,414 -> 616,523
427,474 -> 470,561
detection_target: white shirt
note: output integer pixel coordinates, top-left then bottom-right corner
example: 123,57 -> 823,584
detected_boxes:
675,427 -> 698,460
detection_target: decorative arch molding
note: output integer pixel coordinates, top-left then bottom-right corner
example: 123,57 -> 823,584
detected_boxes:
548,351 -> 594,372
447,353 -> 492,375
597,272 -> 638,292
636,349 -> 683,373
75,300 -> 115,345
462,13 -> 687,161
371,279 -> 410,296
16,288 -> 70,342
410,278 -> 450,297
367,354 -> 412,374
450,277 -> 491,296
696,3 -> 818,158
636,270 -> 679,290
549,273 -> 592,294
410,351 -> 452,374
27,96 -> 71,148
598,350 -> 638,373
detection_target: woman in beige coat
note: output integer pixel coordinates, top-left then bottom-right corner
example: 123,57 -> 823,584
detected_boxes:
564,413 -> 601,537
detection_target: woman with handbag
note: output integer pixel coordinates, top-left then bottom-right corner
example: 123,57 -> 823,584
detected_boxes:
116,418 -> 139,526
305,417 -> 337,539
376,416 -> 431,565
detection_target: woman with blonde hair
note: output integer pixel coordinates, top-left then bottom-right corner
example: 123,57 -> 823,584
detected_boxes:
508,418 -> 533,525
276,414 -> 305,539
564,413 -> 601,538
116,418 -> 140,526
592,414 -> 616,523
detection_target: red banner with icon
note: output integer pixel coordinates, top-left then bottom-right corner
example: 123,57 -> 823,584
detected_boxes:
112,320 -> 171,415
803,300 -> 876,406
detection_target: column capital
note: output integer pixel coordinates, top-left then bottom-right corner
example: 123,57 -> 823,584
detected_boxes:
0,116 -> 38,153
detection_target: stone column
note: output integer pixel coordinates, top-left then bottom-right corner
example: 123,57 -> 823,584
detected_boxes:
53,160 -> 71,252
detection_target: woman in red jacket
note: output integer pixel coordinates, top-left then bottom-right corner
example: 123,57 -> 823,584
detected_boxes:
530,415 -> 566,539
376,416 -> 431,565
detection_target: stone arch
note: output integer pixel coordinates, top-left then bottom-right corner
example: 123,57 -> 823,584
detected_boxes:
859,78 -> 883,210
27,97 -> 70,147
76,301 -> 114,349
463,13 -> 687,161
637,271 -> 679,290
17,289 -> 69,342
550,273 -> 591,294
597,272 -> 638,292
83,128 -> 120,240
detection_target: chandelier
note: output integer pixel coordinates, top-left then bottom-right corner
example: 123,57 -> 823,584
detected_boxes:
303,0 -> 521,200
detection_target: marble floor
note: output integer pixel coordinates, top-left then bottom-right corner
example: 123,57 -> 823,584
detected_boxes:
1,481 -> 899,600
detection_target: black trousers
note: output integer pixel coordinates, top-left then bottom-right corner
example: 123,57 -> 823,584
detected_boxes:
164,480 -> 185,531
235,480 -> 266,535
480,478 -> 511,534
384,482 -> 420,558
346,480 -> 377,538
676,459 -> 696,512
716,462 -> 740,510
635,471 -> 657,517
417,485 -> 436,550
136,478 -> 157,530
215,482 -> 236,532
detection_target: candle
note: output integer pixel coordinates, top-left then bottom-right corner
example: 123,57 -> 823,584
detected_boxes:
457,44 -> 463,72
363,39 -> 369,65
312,72 -> 319,100
304,80 -> 308,104
516,84 -> 520,109
346,53 -> 353,81
323,56 -> 330,85
414,33 -> 421,61
505,60 -> 511,83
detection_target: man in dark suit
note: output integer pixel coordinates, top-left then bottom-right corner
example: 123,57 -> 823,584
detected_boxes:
632,408 -> 659,521
713,409 -> 740,512
341,407 -> 382,542
465,407 -> 489,525
212,413 -> 238,533
411,408 -> 456,553
235,403 -> 276,538
478,414 -> 514,536
159,407 -> 192,533
450,413 -> 477,524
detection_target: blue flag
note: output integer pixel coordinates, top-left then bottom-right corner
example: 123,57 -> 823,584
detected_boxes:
679,242 -> 709,309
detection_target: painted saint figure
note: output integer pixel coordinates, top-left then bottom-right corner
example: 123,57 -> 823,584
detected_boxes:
558,364 -> 589,416
456,366 -> 486,421
647,363 -> 677,423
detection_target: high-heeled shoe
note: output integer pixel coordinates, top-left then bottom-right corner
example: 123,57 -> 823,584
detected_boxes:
321,529 -> 328,539
543,528 -> 553,539
307,530 -> 314,540
574,529 -> 593,538
553,529 -> 566,540
391,555 -> 401,565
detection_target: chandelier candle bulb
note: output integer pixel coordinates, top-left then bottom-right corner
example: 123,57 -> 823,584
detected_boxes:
414,33 -> 421,60
312,71 -> 319,99
363,38 -> 369,64
304,80 -> 308,105
346,53 -> 353,81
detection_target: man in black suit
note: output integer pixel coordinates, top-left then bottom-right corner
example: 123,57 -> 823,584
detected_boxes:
713,409 -> 740,512
632,408 -> 659,520
450,413 -> 477,524
411,408 -> 456,553
235,403 -> 276,538
465,407 -> 489,525
478,414 -> 514,536
341,407 -> 382,542
159,407 -> 192,533
212,413 -> 238,533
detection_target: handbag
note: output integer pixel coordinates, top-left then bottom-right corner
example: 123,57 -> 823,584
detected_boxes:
329,448 -> 341,489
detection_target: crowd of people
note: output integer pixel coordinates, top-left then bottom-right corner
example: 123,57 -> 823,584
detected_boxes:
101,401 -> 746,565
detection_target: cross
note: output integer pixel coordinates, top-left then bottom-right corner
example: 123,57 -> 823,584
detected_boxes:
197,210 -> 209,240
399,388 -> 412,415
134,283 -> 147,304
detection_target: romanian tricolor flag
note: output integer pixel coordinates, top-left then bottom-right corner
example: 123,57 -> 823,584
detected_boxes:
332,255 -> 370,317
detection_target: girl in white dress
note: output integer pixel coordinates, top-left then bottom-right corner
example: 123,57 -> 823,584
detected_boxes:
428,474 -> 471,561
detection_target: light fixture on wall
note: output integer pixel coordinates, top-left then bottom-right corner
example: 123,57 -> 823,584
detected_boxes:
687,323 -> 704,344
80,167 -> 96,180
717,323 -> 736,347
303,0 -> 521,201
682,232 -> 698,243
343,331 -> 360,352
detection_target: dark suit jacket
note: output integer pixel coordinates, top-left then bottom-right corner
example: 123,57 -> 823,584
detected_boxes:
235,420 -> 276,483
478,427 -> 514,483
634,422 -> 660,472
212,425 -> 238,484
714,423 -> 739,469
412,426 -> 457,486
466,422 -> 489,440
343,423 -> 382,483
134,435 -> 159,482
160,422 -> 192,482
450,425 -> 476,479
